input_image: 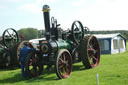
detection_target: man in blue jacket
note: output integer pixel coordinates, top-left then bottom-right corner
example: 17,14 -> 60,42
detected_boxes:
19,42 -> 35,78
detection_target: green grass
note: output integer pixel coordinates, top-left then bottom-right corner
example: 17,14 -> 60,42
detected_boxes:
0,43 -> 128,85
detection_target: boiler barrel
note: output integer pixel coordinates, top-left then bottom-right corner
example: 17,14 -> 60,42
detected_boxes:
56,40 -> 71,50
50,40 -> 71,53
40,40 -> 71,54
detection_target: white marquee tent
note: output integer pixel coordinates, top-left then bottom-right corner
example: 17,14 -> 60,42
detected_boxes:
94,33 -> 127,54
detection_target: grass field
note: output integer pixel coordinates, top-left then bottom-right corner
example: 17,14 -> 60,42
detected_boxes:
0,44 -> 128,85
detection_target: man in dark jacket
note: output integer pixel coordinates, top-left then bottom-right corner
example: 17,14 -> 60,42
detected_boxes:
19,42 -> 35,78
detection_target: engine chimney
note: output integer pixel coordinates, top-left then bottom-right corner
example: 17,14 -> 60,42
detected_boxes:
42,5 -> 51,40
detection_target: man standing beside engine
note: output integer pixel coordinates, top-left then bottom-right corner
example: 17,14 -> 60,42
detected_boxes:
19,42 -> 35,78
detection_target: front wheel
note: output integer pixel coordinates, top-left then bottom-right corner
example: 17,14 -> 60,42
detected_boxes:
3,51 -> 11,67
0,50 -> 11,67
55,49 -> 72,79
25,51 -> 43,78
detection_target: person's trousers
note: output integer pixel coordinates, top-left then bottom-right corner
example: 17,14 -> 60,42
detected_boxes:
21,64 -> 26,78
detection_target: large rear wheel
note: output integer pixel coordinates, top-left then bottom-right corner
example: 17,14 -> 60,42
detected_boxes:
55,49 -> 72,79
11,41 -> 33,66
80,36 -> 100,69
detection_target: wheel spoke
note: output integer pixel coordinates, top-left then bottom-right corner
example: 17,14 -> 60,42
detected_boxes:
79,24 -> 82,32
64,66 -> 67,73
74,23 -> 78,29
92,56 -> 97,61
88,43 -> 93,50
59,64 -> 64,69
92,42 -> 96,48
65,60 -> 69,66
88,47 -> 98,64
59,57 -> 64,63
88,47 -> 93,51
63,53 -> 66,62
7,30 -> 12,37
74,30 -> 80,33
12,31 -> 15,36
90,39 -> 96,49
65,57 -> 69,66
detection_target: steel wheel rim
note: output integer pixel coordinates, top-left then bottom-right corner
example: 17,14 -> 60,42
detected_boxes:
56,49 -> 72,79
3,52 -> 11,66
87,36 -> 100,67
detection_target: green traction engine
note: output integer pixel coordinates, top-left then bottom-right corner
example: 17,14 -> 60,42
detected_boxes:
25,5 -> 100,79
0,28 -> 20,67
0,28 -> 30,68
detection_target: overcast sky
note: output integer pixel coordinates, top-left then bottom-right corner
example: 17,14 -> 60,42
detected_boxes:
0,0 -> 128,35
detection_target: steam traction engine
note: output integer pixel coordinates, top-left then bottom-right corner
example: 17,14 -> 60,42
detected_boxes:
0,28 -> 29,67
25,5 -> 100,79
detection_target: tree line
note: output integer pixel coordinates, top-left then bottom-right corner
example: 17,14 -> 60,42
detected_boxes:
17,28 -> 45,40
17,28 -> 128,40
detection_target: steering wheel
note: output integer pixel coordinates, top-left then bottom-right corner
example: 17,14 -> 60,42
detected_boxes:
51,17 -> 57,28
71,21 -> 84,45
2,28 -> 19,48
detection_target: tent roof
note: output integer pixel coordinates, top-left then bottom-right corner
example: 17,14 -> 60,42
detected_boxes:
93,33 -> 126,39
